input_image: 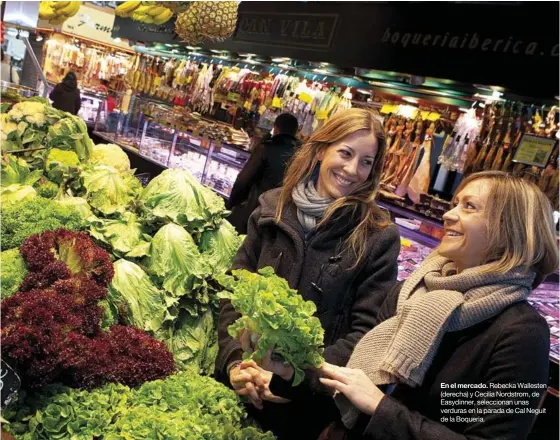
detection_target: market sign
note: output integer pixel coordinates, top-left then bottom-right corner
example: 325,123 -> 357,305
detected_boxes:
38,4 -> 131,50
235,12 -> 338,49
112,16 -> 178,44
513,135 -> 556,168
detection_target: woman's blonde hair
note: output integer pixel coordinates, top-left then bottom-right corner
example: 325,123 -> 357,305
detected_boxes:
451,171 -> 558,287
276,108 -> 391,266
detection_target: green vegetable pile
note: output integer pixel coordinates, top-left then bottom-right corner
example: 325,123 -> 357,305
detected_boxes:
218,267 -> 325,386
1,248 -> 28,299
1,196 -> 84,250
4,371 -> 275,440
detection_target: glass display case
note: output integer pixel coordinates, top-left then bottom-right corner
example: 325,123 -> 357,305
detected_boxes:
93,95 -> 251,198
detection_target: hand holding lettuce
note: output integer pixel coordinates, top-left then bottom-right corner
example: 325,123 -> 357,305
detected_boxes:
218,267 -> 325,386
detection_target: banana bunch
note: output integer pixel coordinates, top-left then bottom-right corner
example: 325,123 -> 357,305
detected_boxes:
39,1 -> 81,25
115,1 -> 174,25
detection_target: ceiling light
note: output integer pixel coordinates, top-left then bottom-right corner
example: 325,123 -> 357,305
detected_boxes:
357,89 -> 372,95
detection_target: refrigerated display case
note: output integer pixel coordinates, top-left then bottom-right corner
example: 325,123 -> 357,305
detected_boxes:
93,95 -> 251,198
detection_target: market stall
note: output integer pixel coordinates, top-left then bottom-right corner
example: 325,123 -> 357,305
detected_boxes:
1,1 -> 559,439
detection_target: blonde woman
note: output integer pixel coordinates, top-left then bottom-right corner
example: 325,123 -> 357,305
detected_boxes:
308,171 -> 557,439
216,108 -> 401,439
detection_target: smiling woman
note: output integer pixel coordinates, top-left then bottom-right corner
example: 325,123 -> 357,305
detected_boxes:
216,108 -> 401,440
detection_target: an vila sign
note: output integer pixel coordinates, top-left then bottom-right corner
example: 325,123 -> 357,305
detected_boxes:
234,12 -> 338,49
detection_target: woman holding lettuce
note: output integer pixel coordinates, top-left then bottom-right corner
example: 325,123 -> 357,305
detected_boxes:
216,108 -> 401,439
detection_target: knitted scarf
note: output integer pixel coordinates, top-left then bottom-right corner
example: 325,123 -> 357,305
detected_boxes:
291,180 -> 334,232
337,252 -> 535,428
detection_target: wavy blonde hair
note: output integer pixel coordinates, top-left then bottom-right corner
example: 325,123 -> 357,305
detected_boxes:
276,108 -> 391,266
451,171 -> 558,287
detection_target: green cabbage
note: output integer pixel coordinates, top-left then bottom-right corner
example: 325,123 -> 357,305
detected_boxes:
45,147 -> 80,184
108,259 -> 171,334
81,165 -> 141,216
139,168 -> 225,233
89,212 -> 151,258
91,143 -> 131,174
145,223 -> 210,300
199,220 -> 244,275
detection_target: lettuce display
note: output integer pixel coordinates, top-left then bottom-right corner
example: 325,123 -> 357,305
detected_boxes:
55,193 -> 93,219
139,168 -> 225,233
2,229 -> 175,390
89,212 -> 151,258
108,259 -> 170,334
199,219 -> 244,275
1,100 -> 93,159
218,267 -> 325,386
0,154 -> 43,186
80,165 -> 142,216
4,372 -> 275,440
156,309 -> 219,375
91,143 -> 131,173
145,223 -> 210,305
1,196 -> 84,250
1,183 -> 37,206
0,248 -> 28,299
45,147 -> 80,184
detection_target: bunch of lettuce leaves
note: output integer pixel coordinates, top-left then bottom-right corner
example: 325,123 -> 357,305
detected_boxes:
89,212 -> 151,258
139,168 -> 226,234
199,220 -> 244,276
3,372 -> 275,440
218,267 -> 325,386
0,154 -> 43,186
80,165 -> 141,216
144,223 -> 211,316
1,248 -> 28,299
1,196 -> 84,250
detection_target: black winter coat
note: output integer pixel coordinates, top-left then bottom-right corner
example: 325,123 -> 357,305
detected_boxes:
49,76 -> 81,115
226,133 -> 300,234
216,188 -> 401,440
270,281 -> 550,440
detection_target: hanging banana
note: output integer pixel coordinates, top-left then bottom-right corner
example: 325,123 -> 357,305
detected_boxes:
39,1 -> 81,25
120,1 -> 174,24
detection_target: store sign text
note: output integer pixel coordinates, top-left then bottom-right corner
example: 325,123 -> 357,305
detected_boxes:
235,12 -> 338,49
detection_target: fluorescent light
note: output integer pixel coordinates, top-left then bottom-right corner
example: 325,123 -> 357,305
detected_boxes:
357,89 -> 372,95
403,97 -> 418,104
113,37 -> 122,43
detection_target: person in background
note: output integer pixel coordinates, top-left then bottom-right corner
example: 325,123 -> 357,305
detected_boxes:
98,79 -> 116,113
49,71 -> 81,115
217,108 -> 401,440
254,171 -> 556,440
1,49 -> 20,85
226,113 -> 300,234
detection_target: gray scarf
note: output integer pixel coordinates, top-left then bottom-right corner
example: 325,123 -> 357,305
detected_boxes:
337,252 -> 535,428
291,180 -> 334,232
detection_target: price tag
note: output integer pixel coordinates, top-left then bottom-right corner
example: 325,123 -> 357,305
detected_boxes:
298,92 -> 313,104
427,112 -> 441,121
420,111 -> 430,120
272,96 -> 282,108
243,101 -> 252,111
227,92 -> 241,102
513,134 -> 555,167
316,110 -> 329,120
400,238 -> 413,247
258,105 -> 267,115
380,104 -> 394,114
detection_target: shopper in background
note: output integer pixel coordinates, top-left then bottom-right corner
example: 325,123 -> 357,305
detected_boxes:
217,108 -> 401,439
226,113 -> 301,234
1,49 -> 20,85
49,71 -> 81,115
255,171 -> 555,440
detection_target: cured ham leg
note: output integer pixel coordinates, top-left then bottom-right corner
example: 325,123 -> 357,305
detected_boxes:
407,124 -> 435,203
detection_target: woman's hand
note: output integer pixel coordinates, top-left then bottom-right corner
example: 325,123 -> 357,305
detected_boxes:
319,362 -> 385,416
239,329 -> 257,354
230,364 -> 264,410
261,347 -> 295,382
240,360 -> 291,404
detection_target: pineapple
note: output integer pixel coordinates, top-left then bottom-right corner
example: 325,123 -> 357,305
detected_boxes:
175,1 -> 238,44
